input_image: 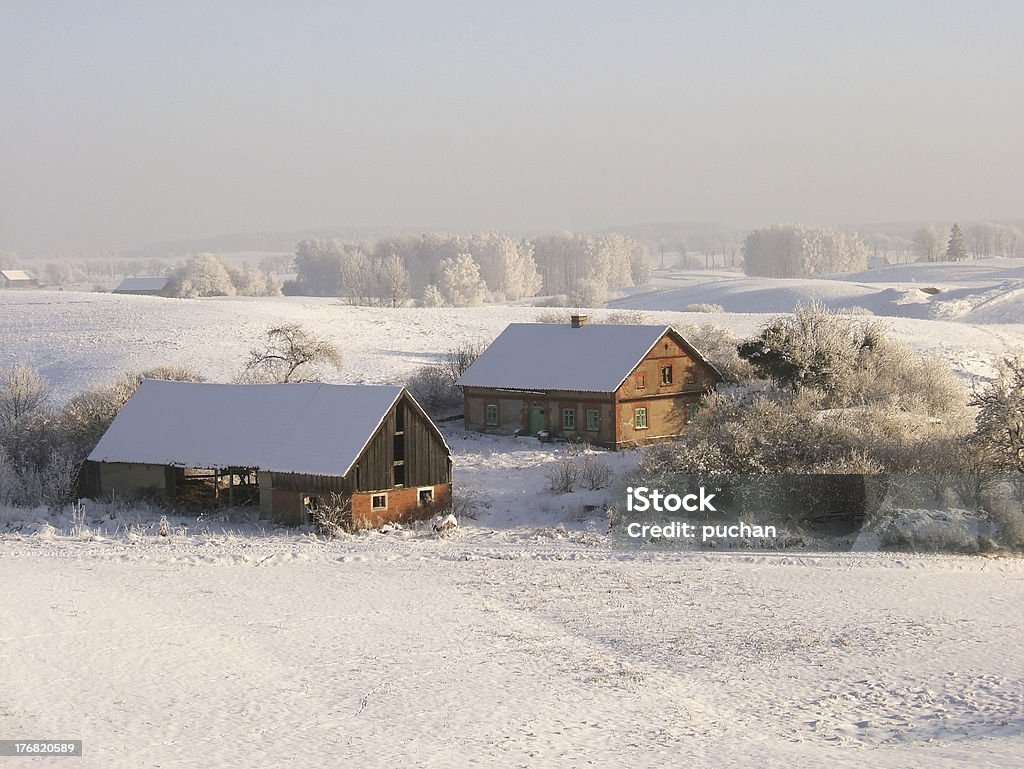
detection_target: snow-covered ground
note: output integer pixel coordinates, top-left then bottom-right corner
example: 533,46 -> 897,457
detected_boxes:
611,258 -> 1024,325
1,288 -> 1022,403
2,284 -> 1024,767
2,533 -> 1021,768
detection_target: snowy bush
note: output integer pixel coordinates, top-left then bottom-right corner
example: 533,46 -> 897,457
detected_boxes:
446,485 -> 491,520
674,322 -> 755,383
310,493 -> 352,537
603,310 -> 648,325
546,458 -> 581,494
684,303 -> 724,313
579,455 -> 613,490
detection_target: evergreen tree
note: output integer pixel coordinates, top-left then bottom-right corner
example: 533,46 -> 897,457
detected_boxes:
945,223 -> 968,261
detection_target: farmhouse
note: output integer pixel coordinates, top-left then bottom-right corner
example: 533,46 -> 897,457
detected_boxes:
0,269 -> 39,288
112,276 -> 172,296
84,380 -> 451,528
457,316 -> 722,449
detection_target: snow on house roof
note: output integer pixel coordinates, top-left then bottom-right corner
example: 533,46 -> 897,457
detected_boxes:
113,276 -> 170,292
88,380 -> 409,477
457,323 -> 692,393
1,269 -> 35,281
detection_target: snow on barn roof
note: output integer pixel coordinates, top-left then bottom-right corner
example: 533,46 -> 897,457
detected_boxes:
113,276 -> 170,292
457,323 -> 709,393
1,269 -> 35,281
88,380 -> 410,477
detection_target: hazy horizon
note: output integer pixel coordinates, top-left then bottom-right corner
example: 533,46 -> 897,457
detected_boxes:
3,1 -> 1023,257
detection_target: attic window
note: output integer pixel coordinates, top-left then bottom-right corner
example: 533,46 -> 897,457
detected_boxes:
372,493 -> 388,510
660,365 -> 673,385
636,373 -> 646,389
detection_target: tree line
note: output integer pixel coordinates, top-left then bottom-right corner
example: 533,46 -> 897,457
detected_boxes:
286,231 -> 651,307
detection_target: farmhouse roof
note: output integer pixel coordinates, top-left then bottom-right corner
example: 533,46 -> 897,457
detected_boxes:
456,323 -> 719,393
1,269 -> 35,281
113,276 -> 170,292
88,380 -> 416,477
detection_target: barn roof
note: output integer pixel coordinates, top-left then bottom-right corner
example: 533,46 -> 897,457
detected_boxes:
456,323 -> 719,393
88,380 -> 420,477
1,269 -> 35,281
113,276 -> 170,292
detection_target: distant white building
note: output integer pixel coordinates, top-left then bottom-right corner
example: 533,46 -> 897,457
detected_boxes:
0,269 -> 39,289
112,276 -> 172,296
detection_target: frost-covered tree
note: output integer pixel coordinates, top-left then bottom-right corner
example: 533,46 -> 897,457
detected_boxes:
738,301 -> 884,395
438,253 -> 487,307
374,253 -> 411,307
972,356 -> 1024,473
238,324 -> 342,383
742,225 -> 868,277
913,226 -> 942,262
420,284 -> 446,307
172,254 -> 236,297
945,223 -> 968,262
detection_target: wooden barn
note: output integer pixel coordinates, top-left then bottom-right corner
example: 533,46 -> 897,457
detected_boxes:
112,276 -> 172,296
457,315 -> 722,449
84,380 -> 452,528
0,269 -> 39,289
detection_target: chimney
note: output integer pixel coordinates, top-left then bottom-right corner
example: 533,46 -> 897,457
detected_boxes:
571,314 -> 588,328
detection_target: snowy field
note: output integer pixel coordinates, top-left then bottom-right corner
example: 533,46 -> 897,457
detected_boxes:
1,282 -> 1024,767
2,534 -> 1021,768
612,258 -> 1024,325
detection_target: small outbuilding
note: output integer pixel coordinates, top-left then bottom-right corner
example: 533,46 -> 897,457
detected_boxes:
84,380 -> 452,528
457,315 -> 722,448
0,269 -> 39,289
112,276 -> 172,296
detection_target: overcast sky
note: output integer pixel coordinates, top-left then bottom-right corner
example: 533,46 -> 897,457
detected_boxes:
2,1 -> 1022,255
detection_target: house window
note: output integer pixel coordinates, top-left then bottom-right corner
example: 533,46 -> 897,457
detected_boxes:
686,403 -> 699,423
661,365 -> 673,385
371,493 -> 388,510
586,409 -> 600,431
418,487 -> 434,506
562,408 -> 576,430
636,373 -> 647,389
635,407 -> 648,430
485,404 -> 498,426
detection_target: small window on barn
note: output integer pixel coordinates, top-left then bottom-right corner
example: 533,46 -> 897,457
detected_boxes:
372,493 -> 388,510
418,487 -> 434,506
686,403 -> 699,424
562,408 -> 576,430
303,495 -> 320,513
636,372 -> 646,389
660,365 -> 673,385
586,409 -> 599,431
393,463 -> 405,487
485,404 -> 498,426
635,407 -> 649,430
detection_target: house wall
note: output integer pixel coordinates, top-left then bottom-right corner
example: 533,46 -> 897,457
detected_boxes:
613,393 -> 703,447
463,388 -> 617,446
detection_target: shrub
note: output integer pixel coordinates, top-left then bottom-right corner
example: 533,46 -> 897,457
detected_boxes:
310,492 -> 352,537
406,365 -> 461,415
684,303 -> 724,313
546,458 -> 580,494
603,310 -> 648,325
579,454 -> 613,490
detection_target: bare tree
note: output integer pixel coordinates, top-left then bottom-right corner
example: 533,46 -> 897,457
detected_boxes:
0,364 -> 49,430
239,324 -> 342,383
